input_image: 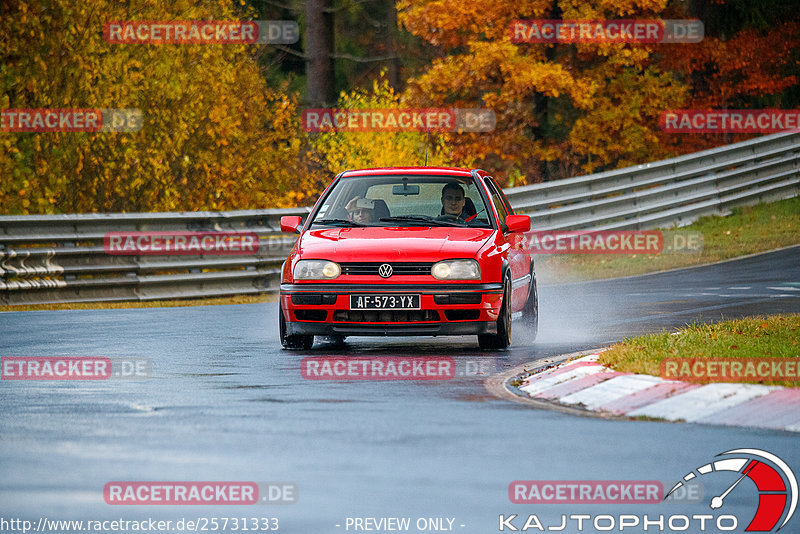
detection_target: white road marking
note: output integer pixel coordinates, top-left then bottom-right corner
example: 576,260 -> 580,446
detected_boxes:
520,365 -> 604,396
560,374 -> 664,409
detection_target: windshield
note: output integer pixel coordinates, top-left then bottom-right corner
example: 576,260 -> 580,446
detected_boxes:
309,175 -> 493,228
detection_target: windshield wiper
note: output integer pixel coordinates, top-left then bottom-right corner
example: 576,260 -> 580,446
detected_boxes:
313,218 -> 366,227
379,216 -> 464,227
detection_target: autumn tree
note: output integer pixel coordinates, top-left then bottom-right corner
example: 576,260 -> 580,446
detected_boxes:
248,0 -> 421,106
1,0 -> 307,214
309,75 -> 458,173
657,0 -> 800,153
398,0 -> 691,183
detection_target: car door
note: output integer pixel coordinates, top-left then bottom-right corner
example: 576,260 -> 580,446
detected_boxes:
484,176 -> 531,312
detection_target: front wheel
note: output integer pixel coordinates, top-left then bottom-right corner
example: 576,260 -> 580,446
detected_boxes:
478,276 -> 512,351
279,304 -> 314,350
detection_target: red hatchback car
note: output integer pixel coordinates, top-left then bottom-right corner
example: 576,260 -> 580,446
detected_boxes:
278,167 -> 538,350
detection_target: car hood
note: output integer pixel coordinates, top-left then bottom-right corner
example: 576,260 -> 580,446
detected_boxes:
296,226 -> 495,262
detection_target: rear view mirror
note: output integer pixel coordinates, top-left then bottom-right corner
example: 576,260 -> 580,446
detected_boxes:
392,184 -> 420,196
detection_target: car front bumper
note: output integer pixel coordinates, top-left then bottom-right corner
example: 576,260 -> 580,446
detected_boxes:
280,282 -> 503,337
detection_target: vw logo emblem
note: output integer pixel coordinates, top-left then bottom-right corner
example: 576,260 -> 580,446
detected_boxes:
378,263 -> 393,278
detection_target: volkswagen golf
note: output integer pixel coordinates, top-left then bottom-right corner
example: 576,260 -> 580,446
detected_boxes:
278,167 -> 538,350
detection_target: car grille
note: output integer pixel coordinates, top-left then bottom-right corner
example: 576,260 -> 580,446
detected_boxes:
333,310 -> 439,322
339,262 -> 433,276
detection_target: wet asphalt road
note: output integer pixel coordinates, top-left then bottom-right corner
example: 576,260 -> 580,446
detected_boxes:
1,246 -> 799,533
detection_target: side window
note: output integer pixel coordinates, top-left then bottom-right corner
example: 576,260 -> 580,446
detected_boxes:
484,177 -> 509,225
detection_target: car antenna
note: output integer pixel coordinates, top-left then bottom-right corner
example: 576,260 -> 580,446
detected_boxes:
423,130 -> 429,166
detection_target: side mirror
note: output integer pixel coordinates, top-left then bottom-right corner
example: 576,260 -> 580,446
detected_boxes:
280,216 -> 303,234
505,214 -> 531,233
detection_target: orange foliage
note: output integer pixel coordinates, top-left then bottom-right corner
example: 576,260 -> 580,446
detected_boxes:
399,0 -> 686,184
658,21 -> 800,153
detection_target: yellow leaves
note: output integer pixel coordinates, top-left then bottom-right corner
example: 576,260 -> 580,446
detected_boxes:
310,76 -> 455,174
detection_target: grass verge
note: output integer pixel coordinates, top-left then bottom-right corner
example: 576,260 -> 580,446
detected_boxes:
538,196 -> 800,282
0,294 -> 276,312
599,314 -> 800,387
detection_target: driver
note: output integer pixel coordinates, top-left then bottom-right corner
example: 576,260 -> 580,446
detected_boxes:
345,196 -> 376,224
441,183 -> 467,219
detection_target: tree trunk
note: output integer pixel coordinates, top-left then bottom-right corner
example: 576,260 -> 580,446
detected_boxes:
305,0 -> 336,107
386,1 -> 401,91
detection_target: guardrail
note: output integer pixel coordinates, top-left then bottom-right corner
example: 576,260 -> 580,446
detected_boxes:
1,131 -> 798,305
505,130 -> 800,230
0,208 -> 310,305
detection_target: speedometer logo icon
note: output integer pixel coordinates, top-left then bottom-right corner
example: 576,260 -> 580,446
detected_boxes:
666,448 -> 797,531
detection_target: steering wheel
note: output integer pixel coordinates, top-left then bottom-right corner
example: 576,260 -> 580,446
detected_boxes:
436,214 -> 459,221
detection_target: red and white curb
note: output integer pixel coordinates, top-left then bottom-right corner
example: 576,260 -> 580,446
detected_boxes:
517,352 -> 800,432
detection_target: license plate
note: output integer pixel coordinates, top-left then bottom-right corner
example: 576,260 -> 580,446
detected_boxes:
350,294 -> 420,310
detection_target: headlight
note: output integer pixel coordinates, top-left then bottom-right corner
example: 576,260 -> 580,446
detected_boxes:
294,259 -> 341,280
431,259 -> 480,280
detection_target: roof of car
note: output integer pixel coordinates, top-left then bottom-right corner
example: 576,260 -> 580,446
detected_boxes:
341,167 -> 478,178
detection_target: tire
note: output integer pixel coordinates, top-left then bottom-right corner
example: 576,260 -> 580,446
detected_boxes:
520,270 -> 538,342
478,275 -> 512,351
279,303 -> 314,350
